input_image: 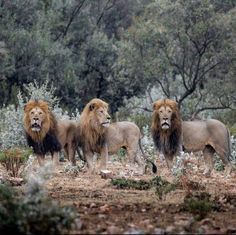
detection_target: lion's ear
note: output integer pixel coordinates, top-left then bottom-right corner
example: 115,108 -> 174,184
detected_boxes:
24,104 -> 27,111
152,102 -> 157,110
89,103 -> 96,111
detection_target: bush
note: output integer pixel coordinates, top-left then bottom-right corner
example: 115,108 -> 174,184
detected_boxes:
0,148 -> 32,177
111,176 -> 176,199
0,183 -> 79,234
183,192 -> 215,221
0,161 -> 80,234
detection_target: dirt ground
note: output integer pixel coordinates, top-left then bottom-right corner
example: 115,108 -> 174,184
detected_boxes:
45,157 -> 236,234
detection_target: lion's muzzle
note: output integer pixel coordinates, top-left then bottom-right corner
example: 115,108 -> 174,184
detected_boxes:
31,121 -> 41,132
161,121 -> 170,129
102,121 -> 110,128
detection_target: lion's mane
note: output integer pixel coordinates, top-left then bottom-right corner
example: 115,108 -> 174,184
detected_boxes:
23,100 -> 61,155
78,98 -> 108,153
151,99 -> 182,156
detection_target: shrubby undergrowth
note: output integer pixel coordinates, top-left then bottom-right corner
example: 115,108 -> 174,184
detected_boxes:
0,162 -> 80,234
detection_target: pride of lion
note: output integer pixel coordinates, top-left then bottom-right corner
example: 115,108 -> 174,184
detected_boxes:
23,98 -> 233,177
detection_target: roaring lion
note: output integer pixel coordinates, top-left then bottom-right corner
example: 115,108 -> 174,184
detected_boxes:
151,98 -> 233,176
77,98 -> 157,173
23,100 -> 77,166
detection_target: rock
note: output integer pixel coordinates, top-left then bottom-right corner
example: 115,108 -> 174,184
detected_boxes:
174,215 -> 194,230
100,170 -> 113,179
154,228 -> 165,234
107,225 -> 120,234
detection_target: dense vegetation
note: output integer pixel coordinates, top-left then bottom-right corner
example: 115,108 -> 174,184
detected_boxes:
0,0 -> 235,123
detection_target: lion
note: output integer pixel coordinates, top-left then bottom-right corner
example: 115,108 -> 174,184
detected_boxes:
76,98 -> 157,174
23,100 -> 77,166
77,98 -> 111,172
151,98 -> 233,176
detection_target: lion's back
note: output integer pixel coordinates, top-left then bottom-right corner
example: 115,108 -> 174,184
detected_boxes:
106,121 -> 141,154
182,119 -> 229,152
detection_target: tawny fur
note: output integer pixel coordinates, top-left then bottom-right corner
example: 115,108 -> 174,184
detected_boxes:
77,98 -> 111,172
76,98 -> 157,173
23,100 -> 77,165
151,98 -> 233,176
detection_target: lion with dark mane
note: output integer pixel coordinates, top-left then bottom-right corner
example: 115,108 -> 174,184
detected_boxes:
77,98 -> 157,174
23,100 -> 77,165
151,98 -> 233,176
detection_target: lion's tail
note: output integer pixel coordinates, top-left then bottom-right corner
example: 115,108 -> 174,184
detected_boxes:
138,138 -> 157,174
227,127 -> 232,162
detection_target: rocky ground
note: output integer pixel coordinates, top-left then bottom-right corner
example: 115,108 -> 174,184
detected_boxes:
43,156 -> 236,234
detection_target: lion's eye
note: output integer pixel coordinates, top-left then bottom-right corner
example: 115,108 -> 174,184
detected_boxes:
100,110 -> 104,114
159,110 -> 163,113
39,112 -> 42,115
31,111 -> 34,115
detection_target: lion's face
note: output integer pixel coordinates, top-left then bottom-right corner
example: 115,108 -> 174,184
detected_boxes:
23,100 -> 52,141
94,105 -> 111,128
152,99 -> 179,131
88,100 -> 111,129
156,105 -> 173,130
28,106 -> 47,132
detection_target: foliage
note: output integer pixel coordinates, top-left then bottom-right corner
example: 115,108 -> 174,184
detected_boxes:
111,176 -> 176,199
0,162 -> 80,234
0,148 -> 32,177
63,162 -> 83,177
183,192 -> 215,220
0,183 -> 79,234
1,0 -> 234,115
111,178 -> 151,190
116,0 -> 236,118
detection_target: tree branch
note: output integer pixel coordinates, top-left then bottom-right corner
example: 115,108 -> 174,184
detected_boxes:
54,0 -> 87,41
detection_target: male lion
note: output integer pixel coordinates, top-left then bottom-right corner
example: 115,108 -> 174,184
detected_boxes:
151,98 -> 233,176
77,98 -> 111,172
23,100 -> 77,166
77,98 -> 157,173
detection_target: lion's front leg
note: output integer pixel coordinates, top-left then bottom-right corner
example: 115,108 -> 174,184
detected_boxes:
51,151 -> 60,167
165,155 -> 174,170
84,151 -> 95,174
36,154 -> 45,166
99,144 -> 109,172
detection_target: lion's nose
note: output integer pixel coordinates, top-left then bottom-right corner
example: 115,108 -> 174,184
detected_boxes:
107,115 -> 111,120
163,117 -> 168,121
33,117 -> 39,121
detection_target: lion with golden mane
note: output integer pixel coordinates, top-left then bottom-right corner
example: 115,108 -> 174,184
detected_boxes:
77,98 -> 157,173
23,100 -> 77,166
151,98 -> 233,176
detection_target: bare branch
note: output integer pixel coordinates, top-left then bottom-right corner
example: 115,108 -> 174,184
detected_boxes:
191,104 -> 231,120
54,0 -> 87,41
97,0 -> 115,26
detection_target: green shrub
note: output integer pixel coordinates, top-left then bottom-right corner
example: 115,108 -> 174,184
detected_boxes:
111,178 -> 151,190
111,176 -> 177,199
0,148 -> 32,177
0,183 -> 79,234
183,192 -> 214,220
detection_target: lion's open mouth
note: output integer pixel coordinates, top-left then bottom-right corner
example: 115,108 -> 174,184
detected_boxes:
161,122 -> 170,129
31,123 -> 41,132
102,121 -> 110,127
